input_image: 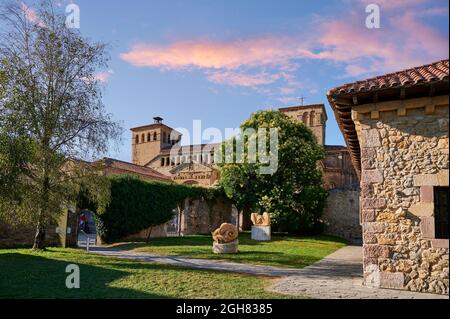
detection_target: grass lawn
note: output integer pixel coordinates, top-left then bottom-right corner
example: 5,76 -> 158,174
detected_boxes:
111,233 -> 347,269
0,247 -> 299,299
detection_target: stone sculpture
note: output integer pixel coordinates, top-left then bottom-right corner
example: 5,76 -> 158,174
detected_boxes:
212,223 -> 238,243
251,212 -> 271,241
250,212 -> 271,226
211,223 -> 238,253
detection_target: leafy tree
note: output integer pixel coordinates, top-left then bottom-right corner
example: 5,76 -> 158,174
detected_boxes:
0,1 -> 121,249
219,110 -> 327,234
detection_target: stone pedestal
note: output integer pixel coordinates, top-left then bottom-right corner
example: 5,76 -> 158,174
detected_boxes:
212,239 -> 239,254
251,225 -> 271,241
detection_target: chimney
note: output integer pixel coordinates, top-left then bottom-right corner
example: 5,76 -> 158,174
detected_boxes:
153,116 -> 163,124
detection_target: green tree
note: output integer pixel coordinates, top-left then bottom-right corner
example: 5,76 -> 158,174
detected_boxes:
0,1 -> 121,249
219,110 -> 327,234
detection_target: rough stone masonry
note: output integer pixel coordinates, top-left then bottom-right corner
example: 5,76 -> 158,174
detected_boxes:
356,103 -> 449,294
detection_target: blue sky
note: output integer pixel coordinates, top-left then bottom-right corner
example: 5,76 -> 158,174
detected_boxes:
26,0 -> 450,161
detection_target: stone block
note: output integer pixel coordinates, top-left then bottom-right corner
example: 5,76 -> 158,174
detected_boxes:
420,217 -> 435,238
364,222 -> 385,233
362,198 -> 386,209
430,239 -> 449,249
379,272 -> 405,290
376,235 -> 396,245
361,129 -> 381,147
251,225 -> 271,241
364,244 -> 391,258
437,170 -> 449,186
212,239 -> 239,254
420,186 -> 434,203
409,202 -> 434,217
413,174 -> 438,186
361,210 -> 376,222
363,232 -> 377,244
361,148 -> 376,159
362,169 -> 384,184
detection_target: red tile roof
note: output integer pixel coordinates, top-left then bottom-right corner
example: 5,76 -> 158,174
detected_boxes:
327,59 -> 449,178
328,59 -> 449,96
101,158 -> 171,182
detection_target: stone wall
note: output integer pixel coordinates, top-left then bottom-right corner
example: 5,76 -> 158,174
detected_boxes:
355,99 -> 449,295
322,186 -> 361,244
0,209 -> 79,248
119,196 -> 237,240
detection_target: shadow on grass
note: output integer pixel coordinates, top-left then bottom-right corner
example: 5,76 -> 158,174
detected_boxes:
0,252 -> 165,299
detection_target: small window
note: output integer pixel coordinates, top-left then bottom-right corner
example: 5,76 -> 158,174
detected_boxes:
147,132 -> 151,142
434,187 -> 449,239
153,132 -> 157,141
141,133 -> 145,143
135,135 -> 139,144
161,158 -> 165,166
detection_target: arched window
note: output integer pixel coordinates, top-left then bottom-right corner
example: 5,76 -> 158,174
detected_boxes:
163,132 -> 166,143
302,112 -> 308,125
147,132 -> 151,142
166,157 -> 170,166
153,132 -> 157,141
135,134 -> 139,144
141,133 -> 145,143
310,110 -> 315,126
161,158 -> 165,166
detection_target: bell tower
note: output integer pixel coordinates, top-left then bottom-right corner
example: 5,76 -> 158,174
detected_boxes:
131,117 -> 182,166
279,104 -> 327,145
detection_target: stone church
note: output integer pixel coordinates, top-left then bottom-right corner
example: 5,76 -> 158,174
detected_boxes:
130,104 -> 358,190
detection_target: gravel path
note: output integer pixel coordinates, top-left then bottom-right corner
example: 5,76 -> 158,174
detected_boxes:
90,245 -> 448,299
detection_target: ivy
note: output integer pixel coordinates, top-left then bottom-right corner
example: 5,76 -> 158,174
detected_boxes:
79,174 -> 222,242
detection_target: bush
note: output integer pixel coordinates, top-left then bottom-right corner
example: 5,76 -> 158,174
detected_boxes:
79,175 -> 220,242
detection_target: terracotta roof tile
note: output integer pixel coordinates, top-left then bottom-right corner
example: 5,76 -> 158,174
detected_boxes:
329,59 -> 449,96
101,158 -> 171,181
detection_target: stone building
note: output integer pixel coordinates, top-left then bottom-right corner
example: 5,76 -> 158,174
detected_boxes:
280,104 -> 358,190
328,59 -> 449,294
132,105 -> 358,190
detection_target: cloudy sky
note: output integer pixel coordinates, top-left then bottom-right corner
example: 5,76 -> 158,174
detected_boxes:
25,0 -> 450,161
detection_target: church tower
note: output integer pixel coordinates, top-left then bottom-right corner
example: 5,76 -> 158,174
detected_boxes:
279,104 -> 327,145
131,117 -> 182,166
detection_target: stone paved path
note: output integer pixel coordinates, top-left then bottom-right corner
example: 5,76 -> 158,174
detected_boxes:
90,246 -> 448,299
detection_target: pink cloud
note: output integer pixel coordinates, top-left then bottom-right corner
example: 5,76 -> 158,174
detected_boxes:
120,0 -> 448,99
94,70 -> 114,82
20,2 -> 46,27
207,71 -> 281,87
120,37 -> 318,70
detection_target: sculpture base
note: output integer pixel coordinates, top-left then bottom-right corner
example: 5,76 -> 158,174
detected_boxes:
251,225 -> 271,241
212,239 -> 239,254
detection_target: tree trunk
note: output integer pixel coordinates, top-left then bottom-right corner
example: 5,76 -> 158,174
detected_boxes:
32,220 -> 46,250
33,174 -> 50,250
239,205 -> 253,231
145,226 -> 153,243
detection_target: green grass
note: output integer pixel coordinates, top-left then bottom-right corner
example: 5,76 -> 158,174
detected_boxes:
111,233 -> 347,269
0,248 -> 300,299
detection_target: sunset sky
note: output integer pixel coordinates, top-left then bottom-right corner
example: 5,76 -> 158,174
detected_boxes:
26,0 -> 450,161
